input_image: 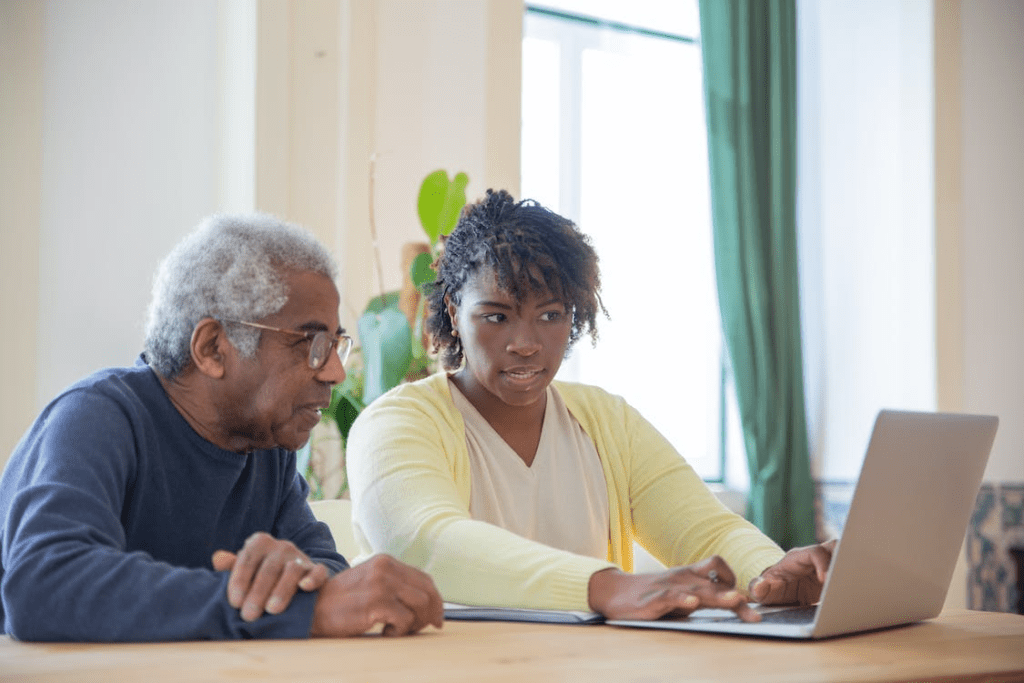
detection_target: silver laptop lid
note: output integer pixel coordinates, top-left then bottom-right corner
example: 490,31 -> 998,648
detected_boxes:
607,409 -> 998,639
812,409 -> 998,638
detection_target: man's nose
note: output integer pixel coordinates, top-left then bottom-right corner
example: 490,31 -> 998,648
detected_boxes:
315,346 -> 347,385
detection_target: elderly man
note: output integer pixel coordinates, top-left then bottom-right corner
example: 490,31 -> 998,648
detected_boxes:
0,214 -> 443,641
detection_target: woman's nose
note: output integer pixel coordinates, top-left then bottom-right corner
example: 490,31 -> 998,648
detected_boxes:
506,323 -> 542,356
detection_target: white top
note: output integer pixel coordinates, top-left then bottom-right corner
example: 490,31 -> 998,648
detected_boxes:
449,379 -> 610,560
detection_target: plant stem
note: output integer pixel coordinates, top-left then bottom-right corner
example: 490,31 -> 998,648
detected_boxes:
368,154 -> 386,304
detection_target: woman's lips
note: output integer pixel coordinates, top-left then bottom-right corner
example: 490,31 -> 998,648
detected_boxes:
502,367 -> 544,383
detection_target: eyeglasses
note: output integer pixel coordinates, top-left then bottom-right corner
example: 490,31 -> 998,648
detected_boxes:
223,320 -> 353,370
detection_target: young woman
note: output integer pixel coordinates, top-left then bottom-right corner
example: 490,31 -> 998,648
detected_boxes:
347,190 -> 833,621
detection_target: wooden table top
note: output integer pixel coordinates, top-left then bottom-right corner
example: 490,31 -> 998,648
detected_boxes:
2,609 -> 1023,683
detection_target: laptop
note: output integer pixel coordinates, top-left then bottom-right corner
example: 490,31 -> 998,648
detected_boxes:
608,409 -> 999,639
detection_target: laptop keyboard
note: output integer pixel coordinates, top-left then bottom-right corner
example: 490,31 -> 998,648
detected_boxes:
696,605 -> 818,625
754,605 -> 818,625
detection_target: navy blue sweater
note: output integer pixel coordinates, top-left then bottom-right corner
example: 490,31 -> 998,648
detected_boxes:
0,357 -> 348,641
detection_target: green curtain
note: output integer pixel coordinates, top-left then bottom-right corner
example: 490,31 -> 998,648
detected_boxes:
698,0 -> 815,548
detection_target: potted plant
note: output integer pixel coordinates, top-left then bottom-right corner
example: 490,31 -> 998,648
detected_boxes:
299,169 -> 469,499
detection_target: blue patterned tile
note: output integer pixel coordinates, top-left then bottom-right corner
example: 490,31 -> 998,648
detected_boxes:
972,484 -> 996,529
967,482 -> 1024,614
1000,485 -> 1024,530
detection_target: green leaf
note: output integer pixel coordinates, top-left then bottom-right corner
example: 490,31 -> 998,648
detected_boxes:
335,362 -> 364,401
364,291 -> 400,315
333,391 -> 363,443
327,374 -> 365,440
358,307 -> 412,404
417,170 -> 469,244
439,172 -> 469,237
410,251 -> 436,292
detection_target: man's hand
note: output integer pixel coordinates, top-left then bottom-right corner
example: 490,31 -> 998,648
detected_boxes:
588,555 -> 761,623
748,539 -> 838,606
309,554 -> 444,637
212,532 -> 330,622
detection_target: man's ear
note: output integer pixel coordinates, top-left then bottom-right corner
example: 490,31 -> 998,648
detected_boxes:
190,317 -> 230,379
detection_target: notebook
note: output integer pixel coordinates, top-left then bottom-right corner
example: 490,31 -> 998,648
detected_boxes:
443,602 -> 603,624
608,409 -> 999,639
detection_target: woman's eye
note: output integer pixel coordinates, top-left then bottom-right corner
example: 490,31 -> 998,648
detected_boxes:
541,310 -> 563,322
481,313 -> 506,323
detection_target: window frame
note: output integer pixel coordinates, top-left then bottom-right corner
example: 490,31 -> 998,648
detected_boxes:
522,4 -> 742,486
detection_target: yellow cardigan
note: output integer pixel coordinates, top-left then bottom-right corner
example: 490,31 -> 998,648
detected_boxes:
346,372 -> 785,611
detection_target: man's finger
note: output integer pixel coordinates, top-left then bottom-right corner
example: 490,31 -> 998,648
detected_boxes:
298,562 -> 330,592
212,550 -> 236,572
371,601 -> 417,637
239,552 -> 298,621
361,557 -> 444,630
400,567 -> 445,627
228,534 -> 270,609
391,580 -> 445,630
265,558 -> 325,615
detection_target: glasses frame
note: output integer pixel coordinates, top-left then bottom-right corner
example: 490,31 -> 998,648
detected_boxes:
222,319 -> 352,370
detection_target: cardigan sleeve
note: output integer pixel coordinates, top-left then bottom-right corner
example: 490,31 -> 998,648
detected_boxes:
612,393 -> 785,590
346,378 -> 614,612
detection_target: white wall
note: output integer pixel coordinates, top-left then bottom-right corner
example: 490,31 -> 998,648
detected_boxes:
798,0 -> 1023,485
960,0 -> 1024,484
340,0 -> 491,316
338,0 -> 522,320
35,0 -> 228,406
0,0 -> 522,469
0,0 -> 243,465
0,2 -> 44,470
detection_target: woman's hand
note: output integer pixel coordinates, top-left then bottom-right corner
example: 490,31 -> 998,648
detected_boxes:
748,539 -> 838,606
587,555 -> 761,622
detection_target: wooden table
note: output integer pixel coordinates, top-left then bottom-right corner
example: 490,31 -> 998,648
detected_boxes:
2,610 -> 1023,682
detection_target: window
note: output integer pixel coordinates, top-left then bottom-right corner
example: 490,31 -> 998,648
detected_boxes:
521,1 -> 747,487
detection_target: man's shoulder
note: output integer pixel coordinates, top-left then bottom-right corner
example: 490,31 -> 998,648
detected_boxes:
56,359 -> 159,407
26,360 -> 169,443
4,360 -> 167,486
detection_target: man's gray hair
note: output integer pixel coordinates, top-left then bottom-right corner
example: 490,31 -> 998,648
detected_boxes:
144,213 -> 338,379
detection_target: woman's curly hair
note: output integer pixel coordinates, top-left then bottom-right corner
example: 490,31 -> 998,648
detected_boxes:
426,189 -> 606,370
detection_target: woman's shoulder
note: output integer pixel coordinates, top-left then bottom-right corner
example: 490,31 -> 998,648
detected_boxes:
551,380 -> 642,431
552,379 -> 628,409
347,372 -> 468,462
356,372 -> 456,422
